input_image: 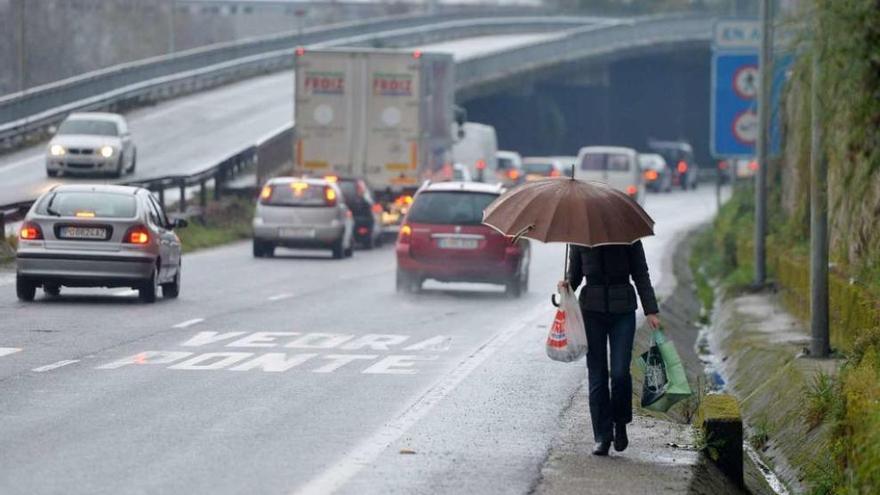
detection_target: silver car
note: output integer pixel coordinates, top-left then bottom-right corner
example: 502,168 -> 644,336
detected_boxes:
252,177 -> 354,259
46,112 -> 137,178
15,185 -> 185,303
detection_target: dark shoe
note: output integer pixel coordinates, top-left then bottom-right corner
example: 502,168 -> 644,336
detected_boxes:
614,423 -> 629,452
592,440 -> 612,456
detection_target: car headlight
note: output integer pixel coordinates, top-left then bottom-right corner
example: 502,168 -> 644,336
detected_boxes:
49,144 -> 65,156
99,146 -> 115,158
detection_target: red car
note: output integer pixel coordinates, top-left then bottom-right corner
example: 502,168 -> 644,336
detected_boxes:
395,181 -> 530,297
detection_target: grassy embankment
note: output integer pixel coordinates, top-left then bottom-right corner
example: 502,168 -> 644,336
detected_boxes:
691,2 -> 880,492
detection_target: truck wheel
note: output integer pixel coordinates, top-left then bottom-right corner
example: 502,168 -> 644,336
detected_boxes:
16,277 -> 36,302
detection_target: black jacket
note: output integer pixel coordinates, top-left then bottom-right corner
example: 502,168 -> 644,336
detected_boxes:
567,241 -> 659,316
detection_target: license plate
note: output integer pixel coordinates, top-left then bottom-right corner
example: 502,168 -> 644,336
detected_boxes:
59,226 -> 108,240
438,237 -> 479,250
279,227 -> 315,238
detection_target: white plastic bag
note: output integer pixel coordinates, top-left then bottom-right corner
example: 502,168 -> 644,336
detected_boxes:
546,287 -> 588,362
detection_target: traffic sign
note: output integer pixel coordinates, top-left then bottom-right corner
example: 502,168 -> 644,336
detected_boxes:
710,19 -> 793,158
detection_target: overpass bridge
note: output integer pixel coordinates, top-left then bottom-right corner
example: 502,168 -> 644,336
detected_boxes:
0,13 -> 714,210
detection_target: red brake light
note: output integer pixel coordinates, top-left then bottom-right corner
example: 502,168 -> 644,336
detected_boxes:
626,185 -> 638,196
259,185 -> 272,201
749,160 -> 759,171
295,46 -> 306,57
476,159 -> 486,170
371,203 -> 383,214
124,225 -> 150,245
324,186 -> 338,206
358,226 -> 369,235
398,224 -> 412,243
20,222 -> 43,240
677,161 -> 688,174
718,160 -> 729,170
412,50 -> 422,59
644,170 -> 659,181
508,169 -> 520,180
550,169 -> 561,177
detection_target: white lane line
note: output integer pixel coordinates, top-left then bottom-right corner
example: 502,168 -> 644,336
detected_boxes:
32,359 -> 80,373
268,293 -> 293,302
0,347 -> 23,358
172,318 -> 205,329
290,303 -> 547,495
0,273 -> 16,287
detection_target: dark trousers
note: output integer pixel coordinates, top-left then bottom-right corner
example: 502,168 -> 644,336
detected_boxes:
583,310 -> 636,443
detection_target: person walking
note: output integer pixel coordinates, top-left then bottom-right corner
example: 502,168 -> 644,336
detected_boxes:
560,241 -> 660,456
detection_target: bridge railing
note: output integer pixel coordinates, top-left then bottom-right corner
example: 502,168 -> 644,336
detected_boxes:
0,12 -> 587,148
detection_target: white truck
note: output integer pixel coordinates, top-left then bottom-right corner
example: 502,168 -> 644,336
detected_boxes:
451,122 -> 498,182
293,48 -> 455,222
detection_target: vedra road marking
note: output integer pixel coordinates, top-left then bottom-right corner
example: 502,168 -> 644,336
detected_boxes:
0,347 -> 22,358
172,318 -> 205,329
32,359 -> 80,372
290,303 -> 546,495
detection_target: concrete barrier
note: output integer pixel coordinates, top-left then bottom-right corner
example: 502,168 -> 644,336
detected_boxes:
698,393 -> 744,488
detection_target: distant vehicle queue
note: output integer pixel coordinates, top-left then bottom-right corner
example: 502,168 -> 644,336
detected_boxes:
18,46 -> 706,302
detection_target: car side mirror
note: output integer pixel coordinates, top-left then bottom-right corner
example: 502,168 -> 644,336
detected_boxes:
170,218 -> 188,229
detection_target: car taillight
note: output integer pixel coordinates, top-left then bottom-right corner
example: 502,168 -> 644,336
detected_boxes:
508,169 -> 520,180
324,186 -> 337,206
626,185 -> 638,196
358,226 -> 369,235
398,224 -> 412,243
644,170 -> 659,181
259,185 -> 272,201
19,222 -> 43,240
371,203 -> 383,214
549,169 -> 561,177
677,161 -> 688,174
748,160 -> 759,171
124,225 -> 150,244
476,159 -> 487,170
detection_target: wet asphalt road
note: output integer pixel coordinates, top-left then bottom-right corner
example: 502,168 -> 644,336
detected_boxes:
0,187 -> 721,494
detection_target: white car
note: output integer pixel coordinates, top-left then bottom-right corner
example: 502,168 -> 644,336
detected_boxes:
574,146 -> 645,204
495,150 -> 524,187
46,112 -> 137,178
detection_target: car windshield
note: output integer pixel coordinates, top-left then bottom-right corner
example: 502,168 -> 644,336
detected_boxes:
57,119 -> 119,136
407,191 -> 498,225
580,153 -> 630,172
37,191 -> 137,218
523,162 -> 554,174
262,183 -> 332,207
497,157 -> 515,170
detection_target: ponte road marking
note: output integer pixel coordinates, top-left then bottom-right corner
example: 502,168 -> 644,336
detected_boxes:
0,347 -> 23,358
290,303 -> 547,495
172,318 -> 205,329
32,359 -> 80,372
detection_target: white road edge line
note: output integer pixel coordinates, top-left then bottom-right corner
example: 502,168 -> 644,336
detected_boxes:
172,318 -> 205,329
32,359 -> 80,373
290,302 -> 548,495
268,293 -> 293,301
0,347 -> 23,358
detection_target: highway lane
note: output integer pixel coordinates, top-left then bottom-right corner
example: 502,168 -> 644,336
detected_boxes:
0,31 -> 577,207
0,187 -> 722,494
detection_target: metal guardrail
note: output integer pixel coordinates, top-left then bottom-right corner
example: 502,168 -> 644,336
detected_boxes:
0,12 -> 586,147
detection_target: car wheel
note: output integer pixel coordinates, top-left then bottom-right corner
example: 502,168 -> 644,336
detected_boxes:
44,284 -> 61,297
253,240 -> 265,258
47,170 -> 59,178
345,242 -> 354,258
128,149 -> 137,174
162,264 -> 181,299
331,238 -> 345,259
139,266 -> 159,303
112,154 -> 124,178
16,277 -> 36,302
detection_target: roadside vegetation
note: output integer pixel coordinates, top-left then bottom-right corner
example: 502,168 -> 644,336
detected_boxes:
690,2 -> 880,492
175,196 -> 254,254
1,235 -> 16,265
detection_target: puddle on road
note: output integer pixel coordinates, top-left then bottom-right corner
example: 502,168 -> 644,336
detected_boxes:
694,321 -> 790,495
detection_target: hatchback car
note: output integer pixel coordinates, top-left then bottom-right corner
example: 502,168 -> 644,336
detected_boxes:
16,185 -> 185,303
638,153 -> 673,193
395,181 -> 530,297
522,157 -> 567,181
325,175 -> 382,249
647,140 -> 698,190
46,112 -> 137,178
252,177 -> 354,259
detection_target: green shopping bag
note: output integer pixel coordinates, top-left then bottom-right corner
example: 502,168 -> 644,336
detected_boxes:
636,330 -> 692,412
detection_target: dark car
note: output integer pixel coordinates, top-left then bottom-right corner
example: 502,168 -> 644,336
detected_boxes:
326,175 -> 383,249
647,140 -> 699,190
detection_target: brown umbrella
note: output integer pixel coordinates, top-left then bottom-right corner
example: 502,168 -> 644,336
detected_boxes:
482,177 -> 654,247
